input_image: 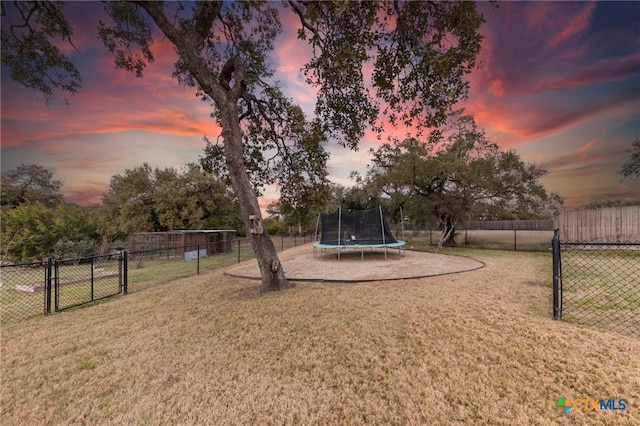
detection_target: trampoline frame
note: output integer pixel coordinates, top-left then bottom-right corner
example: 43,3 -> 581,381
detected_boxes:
313,240 -> 406,261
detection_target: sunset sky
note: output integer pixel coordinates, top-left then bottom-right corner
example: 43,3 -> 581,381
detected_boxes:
1,1 -> 639,210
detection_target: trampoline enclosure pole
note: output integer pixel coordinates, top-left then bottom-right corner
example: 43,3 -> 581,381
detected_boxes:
338,207 -> 342,261
400,206 -> 405,242
379,205 -> 386,245
379,205 -> 387,259
314,212 -> 320,257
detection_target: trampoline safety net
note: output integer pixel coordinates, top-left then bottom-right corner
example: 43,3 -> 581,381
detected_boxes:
318,207 -> 399,246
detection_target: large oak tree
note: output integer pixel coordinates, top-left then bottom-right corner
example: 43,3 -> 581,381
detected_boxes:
99,162 -> 242,244
365,115 -> 562,247
2,1 -> 484,291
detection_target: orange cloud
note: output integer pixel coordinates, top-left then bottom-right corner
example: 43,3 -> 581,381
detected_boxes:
3,0 -> 639,211
489,78 -> 506,97
64,185 -> 106,206
577,139 -> 600,154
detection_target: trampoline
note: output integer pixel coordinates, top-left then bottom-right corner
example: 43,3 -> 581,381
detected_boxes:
313,206 -> 406,260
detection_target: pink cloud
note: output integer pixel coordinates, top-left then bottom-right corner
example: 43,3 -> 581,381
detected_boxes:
64,186 -> 106,206
488,78 -> 506,97
531,53 -> 640,94
460,2 -> 639,155
548,2 -> 596,47
3,0 -> 639,211
577,139 -> 600,155
41,144 -> 66,154
471,2 -> 607,100
258,196 -> 279,211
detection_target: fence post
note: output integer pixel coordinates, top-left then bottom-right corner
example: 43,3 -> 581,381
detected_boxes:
90,257 -> 95,302
514,229 -> 517,251
237,239 -> 241,263
54,259 -> 59,312
45,257 -> 53,315
552,229 -> 561,320
197,244 -> 200,275
120,250 -> 128,295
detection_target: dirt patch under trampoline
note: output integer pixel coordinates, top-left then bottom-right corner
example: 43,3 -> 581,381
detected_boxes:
225,244 -> 484,282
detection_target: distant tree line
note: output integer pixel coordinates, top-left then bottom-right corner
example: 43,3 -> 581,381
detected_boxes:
1,162 -> 242,263
267,119 -> 639,247
3,130 -> 637,261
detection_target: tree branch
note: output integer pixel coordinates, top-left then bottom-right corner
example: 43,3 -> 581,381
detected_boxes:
133,1 -> 226,102
287,1 -> 325,49
39,1 -> 80,52
194,1 -> 222,44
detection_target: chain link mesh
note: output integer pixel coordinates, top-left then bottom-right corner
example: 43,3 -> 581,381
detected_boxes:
54,256 -> 121,311
1,236 -> 315,323
0,261 -> 47,323
560,243 -> 640,337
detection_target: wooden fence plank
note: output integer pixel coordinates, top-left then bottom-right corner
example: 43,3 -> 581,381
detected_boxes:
464,220 -> 554,231
555,205 -> 640,242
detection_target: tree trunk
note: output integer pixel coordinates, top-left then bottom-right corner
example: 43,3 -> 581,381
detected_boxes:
438,214 -> 457,248
218,102 -> 293,293
133,4 -> 292,292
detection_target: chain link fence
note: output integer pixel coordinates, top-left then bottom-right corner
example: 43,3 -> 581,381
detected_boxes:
1,235 -> 315,324
553,234 -> 640,337
124,235 -> 316,293
0,260 -> 48,323
403,228 -> 554,251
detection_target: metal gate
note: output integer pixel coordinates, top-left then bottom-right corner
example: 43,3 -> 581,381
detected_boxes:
53,254 -> 123,311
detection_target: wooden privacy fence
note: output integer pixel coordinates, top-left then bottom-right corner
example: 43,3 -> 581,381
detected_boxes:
464,220 -> 554,231
555,206 -> 640,242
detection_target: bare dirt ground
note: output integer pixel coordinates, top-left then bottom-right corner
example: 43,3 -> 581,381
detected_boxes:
1,247 -> 639,425
226,244 -> 484,281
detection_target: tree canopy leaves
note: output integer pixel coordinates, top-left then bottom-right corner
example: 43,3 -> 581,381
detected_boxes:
360,115 -> 562,246
1,163 -> 64,208
1,0 -> 486,290
0,162 -> 240,262
289,0 -> 484,147
1,1 -> 82,104
0,164 -> 98,262
620,138 -> 640,180
100,162 -> 242,244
